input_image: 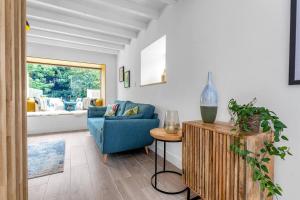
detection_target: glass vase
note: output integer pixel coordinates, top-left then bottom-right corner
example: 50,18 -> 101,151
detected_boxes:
164,111 -> 180,134
200,72 -> 218,123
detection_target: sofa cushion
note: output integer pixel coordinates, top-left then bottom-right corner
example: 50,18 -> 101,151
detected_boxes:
123,106 -> 139,116
124,102 -> 155,119
104,104 -> 119,116
114,100 -> 128,116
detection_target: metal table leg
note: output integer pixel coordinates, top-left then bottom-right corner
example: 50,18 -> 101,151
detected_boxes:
151,139 -> 188,195
163,141 -> 166,171
154,139 -> 157,187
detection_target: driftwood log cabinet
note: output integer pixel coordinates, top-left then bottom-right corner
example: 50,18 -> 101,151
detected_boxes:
182,121 -> 274,200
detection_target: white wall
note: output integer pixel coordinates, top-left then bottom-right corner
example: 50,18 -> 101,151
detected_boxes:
27,43 -> 117,104
117,0 -> 299,199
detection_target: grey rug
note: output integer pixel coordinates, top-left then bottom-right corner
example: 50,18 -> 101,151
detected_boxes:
28,139 -> 65,179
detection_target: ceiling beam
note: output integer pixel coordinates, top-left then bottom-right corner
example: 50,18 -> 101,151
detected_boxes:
27,7 -> 138,39
158,0 -> 177,4
28,35 -> 119,55
28,29 -> 125,50
28,0 -> 147,30
84,0 -> 160,19
29,19 -> 131,45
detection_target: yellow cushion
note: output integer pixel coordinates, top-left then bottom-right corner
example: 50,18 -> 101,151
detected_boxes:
27,98 -> 35,112
95,98 -> 103,106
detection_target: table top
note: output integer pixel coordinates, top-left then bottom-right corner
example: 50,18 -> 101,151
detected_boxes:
150,128 -> 182,142
182,121 -> 268,137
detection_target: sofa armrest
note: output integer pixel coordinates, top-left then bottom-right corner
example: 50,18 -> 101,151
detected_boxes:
101,118 -> 160,154
88,106 -> 107,118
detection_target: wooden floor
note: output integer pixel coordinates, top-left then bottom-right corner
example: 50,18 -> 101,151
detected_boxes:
28,131 -> 191,200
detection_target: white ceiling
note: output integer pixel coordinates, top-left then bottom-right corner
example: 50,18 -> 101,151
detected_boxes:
27,0 -> 177,55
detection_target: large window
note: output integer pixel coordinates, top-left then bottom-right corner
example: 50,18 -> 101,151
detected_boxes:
27,63 -> 101,100
26,57 -> 106,112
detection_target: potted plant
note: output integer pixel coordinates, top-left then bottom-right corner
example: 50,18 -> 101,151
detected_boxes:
228,98 -> 292,197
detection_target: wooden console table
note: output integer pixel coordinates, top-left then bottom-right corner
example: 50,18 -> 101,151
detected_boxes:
182,121 -> 274,200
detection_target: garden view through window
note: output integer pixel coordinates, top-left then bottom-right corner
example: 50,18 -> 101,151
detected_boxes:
27,62 -> 102,112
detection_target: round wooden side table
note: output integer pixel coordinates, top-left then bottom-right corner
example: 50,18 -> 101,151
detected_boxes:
150,128 -> 187,195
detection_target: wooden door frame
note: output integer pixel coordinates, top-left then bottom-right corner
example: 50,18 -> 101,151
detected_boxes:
0,0 -> 28,199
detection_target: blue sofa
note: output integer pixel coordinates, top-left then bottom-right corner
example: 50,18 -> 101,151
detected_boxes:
87,100 -> 159,156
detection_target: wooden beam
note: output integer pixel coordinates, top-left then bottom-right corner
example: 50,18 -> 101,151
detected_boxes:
28,0 -> 147,30
27,7 -> 138,39
27,35 -> 119,55
28,29 -> 125,50
85,0 -> 160,19
29,19 -> 131,45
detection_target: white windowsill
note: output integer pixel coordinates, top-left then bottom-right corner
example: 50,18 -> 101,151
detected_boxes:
27,110 -> 87,117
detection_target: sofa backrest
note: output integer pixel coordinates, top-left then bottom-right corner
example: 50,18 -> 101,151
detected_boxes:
114,100 -> 156,119
124,101 -> 155,119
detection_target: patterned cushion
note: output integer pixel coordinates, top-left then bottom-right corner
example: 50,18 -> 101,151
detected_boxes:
104,104 -> 119,116
124,102 -> 155,119
123,106 -> 139,116
82,98 -> 91,110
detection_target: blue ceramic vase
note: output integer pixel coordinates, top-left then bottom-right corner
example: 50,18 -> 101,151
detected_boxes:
200,72 -> 218,123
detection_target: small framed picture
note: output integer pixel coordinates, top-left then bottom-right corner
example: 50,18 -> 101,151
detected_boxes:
119,66 -> 124,82
124,71 -> 130,88
290,0 -> 300,84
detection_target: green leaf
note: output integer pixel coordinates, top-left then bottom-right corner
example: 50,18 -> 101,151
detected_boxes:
278,146 -> 288,151
260,148 -> 267,153
261,120 -> 268,127
274,135 -> 280,142
261,165 -> 269,173
281,135 -> 288,141
262,125 -> 271,132
267,192 -> 273,197
262,157 -> 270,163
279,153 -> 286,160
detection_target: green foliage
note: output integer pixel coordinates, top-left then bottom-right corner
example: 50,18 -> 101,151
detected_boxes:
228,98 -> 291,198
27,63 -> 101,100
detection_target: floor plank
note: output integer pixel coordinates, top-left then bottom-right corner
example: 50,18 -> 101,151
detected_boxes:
70,164 -> 96,200
28,183 -> 48,200
28,131 -> 188,200
44,159 -> 71,200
